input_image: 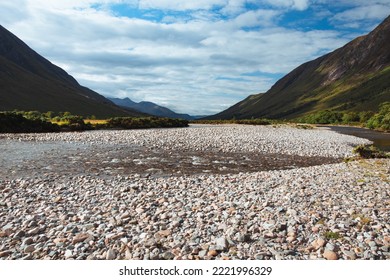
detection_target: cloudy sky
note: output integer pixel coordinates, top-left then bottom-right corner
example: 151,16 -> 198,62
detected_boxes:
1,1 -> 390,115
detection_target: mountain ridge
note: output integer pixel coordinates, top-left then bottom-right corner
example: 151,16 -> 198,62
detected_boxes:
0,25 -> 143,118
209,15 -> 390,120
109,97 -> 196,120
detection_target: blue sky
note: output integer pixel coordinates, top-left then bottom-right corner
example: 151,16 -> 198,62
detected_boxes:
1,0 -> 390,115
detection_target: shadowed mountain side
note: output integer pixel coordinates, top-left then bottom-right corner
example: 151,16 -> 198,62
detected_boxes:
209,15 -> 390,120
0,25 -> 143,118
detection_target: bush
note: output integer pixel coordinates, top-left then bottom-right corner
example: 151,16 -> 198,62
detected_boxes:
106,117 -> 189,129
0,112 -> 60,133
342,112 -> 359,123
297,110 -> 343,124
366,102 -> 390,131
60,115 -> 93,131
191,118 -> 273,125
352,145 -> 389,159
358,111 -> 375,123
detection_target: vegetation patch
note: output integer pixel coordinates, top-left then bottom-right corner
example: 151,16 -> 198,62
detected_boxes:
0,112 -> 60,133
295,102 -> 390,132
0,111 -> 189,133
106,117 -> 188,129
352,145 -> 389,159
191,118 -> 273,125
323,231 -> 342,240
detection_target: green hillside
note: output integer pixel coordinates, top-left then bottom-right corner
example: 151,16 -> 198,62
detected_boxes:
210,15 -> 390,120
0,25 -> 143,118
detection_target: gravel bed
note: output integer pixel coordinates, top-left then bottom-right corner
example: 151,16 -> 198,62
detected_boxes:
1,124 -> 371,157
1,125 -> 388,260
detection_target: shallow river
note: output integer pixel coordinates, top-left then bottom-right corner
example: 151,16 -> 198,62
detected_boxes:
321,126 -> 390,151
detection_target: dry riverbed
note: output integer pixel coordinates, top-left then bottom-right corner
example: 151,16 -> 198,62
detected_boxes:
0,124 -> 389,260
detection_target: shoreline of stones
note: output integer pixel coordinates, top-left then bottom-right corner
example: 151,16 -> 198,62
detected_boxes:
1,125 -> 388,260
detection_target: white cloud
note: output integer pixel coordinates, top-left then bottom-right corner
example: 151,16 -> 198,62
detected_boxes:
138,0 -> 226,11
233,9 -> 281,27
331,4 -> 390,23
261,0 -> 311,11
1,0 -> 387,115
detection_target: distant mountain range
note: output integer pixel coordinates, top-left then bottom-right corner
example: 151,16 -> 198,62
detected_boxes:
109,97 -> 200,120
210,15 -> 390,120
0,25 -> 142,118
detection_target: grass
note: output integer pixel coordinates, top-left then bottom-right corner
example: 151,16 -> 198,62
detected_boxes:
191,118 -> 274,125
0,111 -> 189,133
352,145 -> 389,159
352,214 -> 371,225
323,231 -> 342,240
84,119 -> 108,125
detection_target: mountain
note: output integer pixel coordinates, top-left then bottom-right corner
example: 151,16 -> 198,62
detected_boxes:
210,15 -> 390,120
0,25 -> 143,118
109,97 -> 195,120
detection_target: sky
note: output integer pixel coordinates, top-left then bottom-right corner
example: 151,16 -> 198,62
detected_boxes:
1,1 -> 390,115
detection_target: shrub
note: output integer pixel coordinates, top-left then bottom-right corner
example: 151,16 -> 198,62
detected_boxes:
191,118 -> 273,125
366,102 -> 390,131
106,117 -> 189,129
352,145 -> 389,159
324,231 -> 341,240
358,111 -> 375,123
0,112 -> 60,133
297,110 -> 343,124
342,112 -> 359,123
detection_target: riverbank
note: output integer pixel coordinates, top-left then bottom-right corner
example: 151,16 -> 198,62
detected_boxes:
0,125 -> 388,260
318,125 -> 390,151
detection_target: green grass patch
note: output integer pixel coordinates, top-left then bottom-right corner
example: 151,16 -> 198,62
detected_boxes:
0,111 -> 189,133
323,231 -> 342,240
352,145 -> 389,159
191,118 -> 274,125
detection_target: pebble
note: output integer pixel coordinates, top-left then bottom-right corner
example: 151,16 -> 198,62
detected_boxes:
72,233 -> 91,244
0,125 -> 388,260
106,249 -> 116,260
323,250 -> 338,260
24,245 -> 35,253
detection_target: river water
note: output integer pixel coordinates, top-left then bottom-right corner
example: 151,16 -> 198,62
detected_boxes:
321,125 -> 390,151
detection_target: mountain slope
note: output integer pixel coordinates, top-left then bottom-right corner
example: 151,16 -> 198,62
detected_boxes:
109,97 -> 195,120
0,25 -> 143,118
210,15 -> 390,120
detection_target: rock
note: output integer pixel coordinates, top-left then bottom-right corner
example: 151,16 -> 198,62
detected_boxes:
53,238 -> 67,245
24,245 -> 35,253
207,250 -> 218,257
312,238 -> 326,250
158,229 -> 172,237
64,250 -> 73,259
72,233 -> 91,244
323,250 -> 338,260
27,227 -> 40,235
215,237 -> 229,251
106,249 -> 116,260
0,250 -> 12,258
198,250 -> 208,258
236,233 -> 251,242
22,237 -> 34,246
162,252 -> 175,260
14,230 -> 26,238
343,250 -> 357,260
286,236 -> 296,242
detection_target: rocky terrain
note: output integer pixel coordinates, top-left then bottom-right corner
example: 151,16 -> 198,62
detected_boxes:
0,125 -> 389,260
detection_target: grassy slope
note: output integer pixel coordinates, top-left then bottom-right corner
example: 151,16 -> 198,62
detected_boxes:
209,16 -> 390,120
0,26 -> 143,118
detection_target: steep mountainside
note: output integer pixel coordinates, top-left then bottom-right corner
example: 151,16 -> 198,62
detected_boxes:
0,25 -> 142,118
210,15 -> 390,120
109,97 -> 195,120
